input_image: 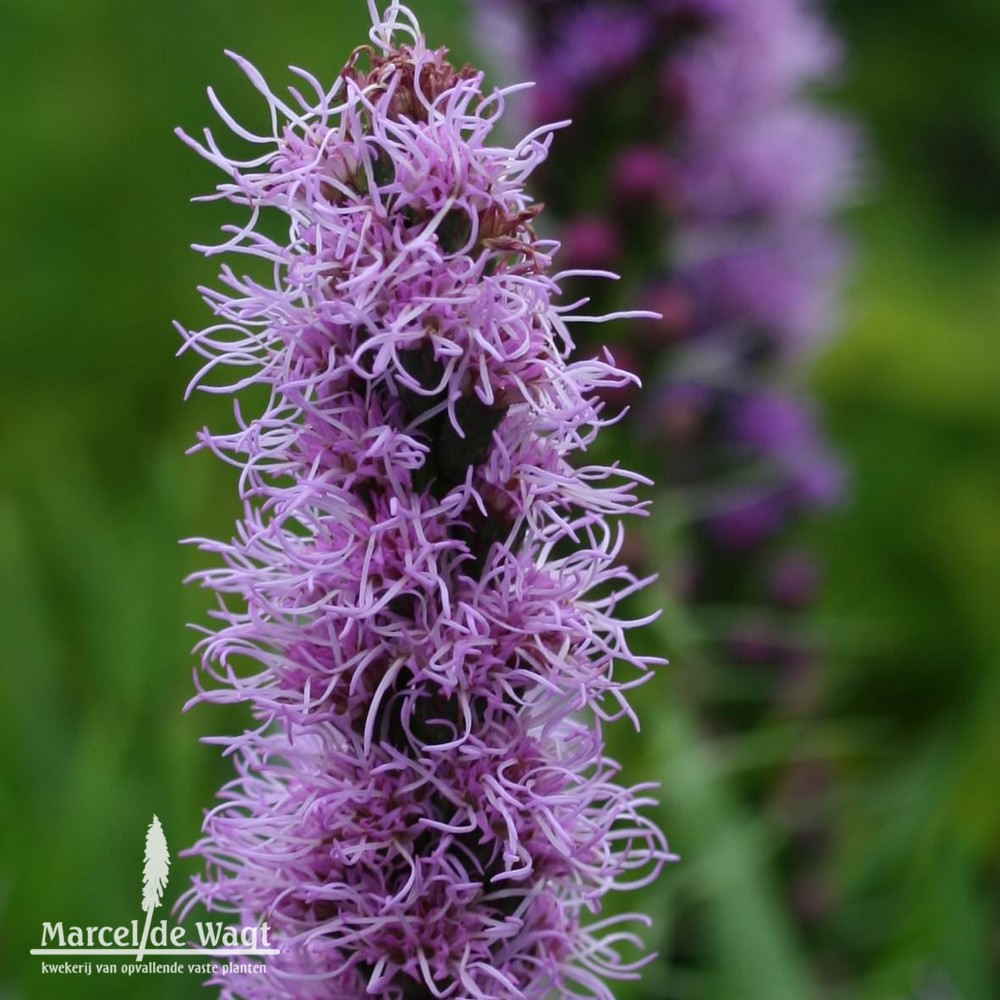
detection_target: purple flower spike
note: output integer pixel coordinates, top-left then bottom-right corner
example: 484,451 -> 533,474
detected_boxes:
175,4 -> 671,998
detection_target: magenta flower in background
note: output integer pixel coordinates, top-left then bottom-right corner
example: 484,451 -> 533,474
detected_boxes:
175,3 -> 670,998
470,0 -> 859,970
472,0 -> 858,700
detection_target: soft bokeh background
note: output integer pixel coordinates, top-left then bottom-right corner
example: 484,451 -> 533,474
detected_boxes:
0,1 -> 997,998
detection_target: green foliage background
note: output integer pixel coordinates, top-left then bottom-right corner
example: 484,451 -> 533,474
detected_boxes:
0,1 -> 997,997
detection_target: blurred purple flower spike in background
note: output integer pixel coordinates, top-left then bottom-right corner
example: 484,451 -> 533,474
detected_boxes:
469,0 -> 860,979
471,0 -> 858,688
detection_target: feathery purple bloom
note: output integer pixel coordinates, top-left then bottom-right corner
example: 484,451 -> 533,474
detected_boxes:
176,4 -> 670,998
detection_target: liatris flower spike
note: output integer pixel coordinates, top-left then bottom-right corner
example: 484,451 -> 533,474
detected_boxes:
175,3 -> 672,998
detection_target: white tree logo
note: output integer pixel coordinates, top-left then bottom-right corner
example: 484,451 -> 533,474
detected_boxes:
136,814 -> 170,961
